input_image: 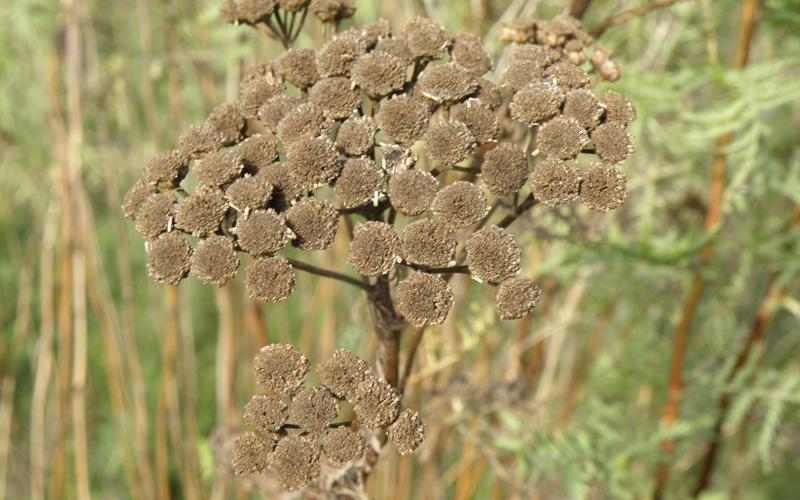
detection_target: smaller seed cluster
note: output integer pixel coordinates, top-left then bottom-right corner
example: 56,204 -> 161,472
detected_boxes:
232,345 -> 425,491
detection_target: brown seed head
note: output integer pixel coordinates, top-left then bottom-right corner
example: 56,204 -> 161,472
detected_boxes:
146,232 -> 192,285
231,432 -> 275,476
317,348 -> 372,400
509,44 -> 560,67
374,37 -> 414,67
290,387 -> 340,434
481,143 -> 529,196
398,17 -> 450,60
275,48 -> 319,89
144,150 -> 190,190
334,158 -> 384,209
322,428 -> 366,467
465,225 -> 521,283
563,88 -> 602,129
502,60 -> 547,93
190,235 -> 239,287
592,123 -> 633,165
347,222 -> 400,276
207,102 -> 246,145
495,276 -> 542,320
387,169 -> 437,216
387,409 -> 425,455
123,178 -> 156,220
537,116 -> 589,160
135,192 -> 175,240
226,175 -> 274,211
235,0 -> 278,23
316,34 -> 366,78
310,0 -> 356,23
238,134 -> 279,170
417,63 -> 477,103
243,394 -> 289,433
601,90 -> 636,127
450,33 -> 492,76
175,190 -> 229,237
451,100 -> 499,145
529,157 -> 580,207
276,102 -> 330,145
424,120 -> 475,167
352,377 -> 401,428
431,181 -> 489,228
267,436 -> 321,492
257,93 -> 303,133
309,77 -> 361,119
360,19 -> 391,47
473,77 -> 502,110
545,61 -> 590,89
246,256 -> 296,303
375,95 -> 430,146
336,116 -> 376,156
509,82 -> 564,126
579,163 -> 628,212
402,219 -> 457,268
285,198 -> 339,251
194,150 -> 243,189
179,124 -> 224,159
395,272 -> 454,327
235,209 -> 289,256
239,72 -> 284,118
351,53 -> 407,99
253,343 -> 309,395
286,136 -> 340,192
278,0 -> 309,12
256,162 -> 304,210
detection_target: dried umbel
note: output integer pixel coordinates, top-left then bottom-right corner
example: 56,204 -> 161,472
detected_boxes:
309,77 -> 361,119
417,63 -> 477,103
450,100 -> 499,145
510,82 -> 563,126
135,192 -> 175,240
351,52 -> 407,98
536,116 -> 589,160
144,150 -> 189,190
225,175 -> 273,212
243,394 -> 289,433
336,116 -> 376,156
207,102 -> 246,145
285,198 -> 338,251
275,48 -> 319,89
231,432 -> 275,475
450,33 -> 492,77
174,190 -> 228,237
269,436 -> 322,491
290,387 -> 340,433
194,151 -> 243,189
376,95 -> 430,146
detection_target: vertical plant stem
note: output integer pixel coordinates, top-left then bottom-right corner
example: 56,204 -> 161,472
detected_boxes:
568,0 -> 592,19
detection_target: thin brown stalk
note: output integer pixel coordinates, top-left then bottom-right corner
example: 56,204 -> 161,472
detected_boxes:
653,2 -> 759,497
568,0 -> 593,19
287,257 -> 373,292
400,328 -> 427,393
591,0 -> 692,37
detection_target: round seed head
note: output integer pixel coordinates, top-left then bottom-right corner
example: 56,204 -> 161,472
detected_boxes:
146,232 -> 192,285
235,209 -> 289,256
231,432 -> 275,476
144,150 -> 190,190
322,428 -> 366,467
352,377 -> 401,428
286,136 -> 340,192
431,181 -> 489,228
395,272 -> 454,327
374,37 -> 414,67
276,102 -> 330,145
278,0 -> 309,11
375,95 -> 430,146
179,124 -> 224,159
508,44 -> 560,67
545,61 -> 590,89
387,169 -> 437,216
241,62 -> 276,88
235,0 -> 278,23
219,0 -> 238,23
267,436 -> 321,492
285,198 -> 338,251
309,0 -> 356,22
194,151 -> 243,189
226,176 -> 273,211
360,19 -> 391,47
450,33 -> 492,76
239,72 -> 284,118
579,163 -> 628,212
424,120 -> 475,167
465,225 -> 521,283
190,235 -> 239,287
246,256 -> 295,302
206,102 -> 246,145
387,409 -> 425,455
253,343 -> 309,395
563,88 -> 603,129
351,53 -> 407,99
473,77 -> 502,109
290,387 -> 340,434
537,117 -> 589,160
347,222 -> 400,276
402,219 -> 457,268
256,162 -> 304,210
135,192 -> 175,240
481,143 -> 529,196
309,77 -> 361,119
334,158 -> 384,209
592,123 -> 633,165
502,60 -> 547,93
336,116 -> 376,156
237,134 -> 279,170
601,90 -> 636,127
495,276 -> 542,320
529,157 -> 579,208
123,178 -> 156,220
450,100 -> 499,144
509,82 -> 563,127
174,189 -> 229,237
316,34 -> 366,78
257,93 -> 303,133
381,146 -> 417,174
275,48 -> 319,89
417,63 -> 477,103
318,348 -> 372,401
398,17 -> 450,60
243,394 -> 289,433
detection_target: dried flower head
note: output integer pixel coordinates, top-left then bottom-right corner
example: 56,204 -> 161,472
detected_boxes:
450,33 -> 492,76
399,17 -> 450,60
592,123 -> 633,165
465,225 -> 521,283
246,256 -> 296,302
174,190 -> 228,237
481,143 -> 529,196
256,162 -> 303,210
537,116 -> 589,160
122,178 -> 156,220
424,120 -> 475,167
417,63 -> 477,103
451,100 -> 499,145
290,387 -> 340,434
316,34 -> 366,77
388,169 -> 437,216
237,134 -> 279,170
352,377 -> 401,428
231,432 -> 275,476
235,209 -> 289,255
375,95 -> 430,146
144,150 -> 189,190
322,428 -> 366,467
179,124 -> 224,159
579,163 -> 628,212
276,102 -> 330,144
194,151 -> 243,189
309,77 -> 361,119
257,93 -> 302,133
509,81 -> 564,126
278,0 -> 309,12
207,102 -> 246,145
563,88 -> 603,129
431,181 -> 489,228
310,0 -> 356,22
146,232 -> 192,285
374,37 -> 414,66
508,43 -> 560,67
239,72 -> 284,118
253,343 -> 309,395
351,53 -> 407,98
275,48 -> 319,89
402,219 -> 457,268
601,90 -> 636,127
335,158 -> 384,209
285,198 -> 339,251
360,19 -> 391,47
387,409 -> 425,455
226,175 -> 273,211
190,235 -> 239,287
234,0 -> 278,24
395,272 -> 454,327
286,136 -> 340,192
529,157 -> 580,207
495,276 -> 542,320
317,348 -> 372,399
545,61 -> 590,89
473,77 -> 502,109
347,222 -> 400,276
336,116 -> 376,156
135,192 -> 175,240
268,436 -> 321,491
502,59 -> 547,93
243,394 -> 289,433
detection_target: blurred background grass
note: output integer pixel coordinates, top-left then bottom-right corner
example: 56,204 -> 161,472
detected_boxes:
1,0 -> 799,498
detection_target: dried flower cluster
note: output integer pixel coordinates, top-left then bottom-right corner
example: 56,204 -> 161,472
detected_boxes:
232,345 -> 425,491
